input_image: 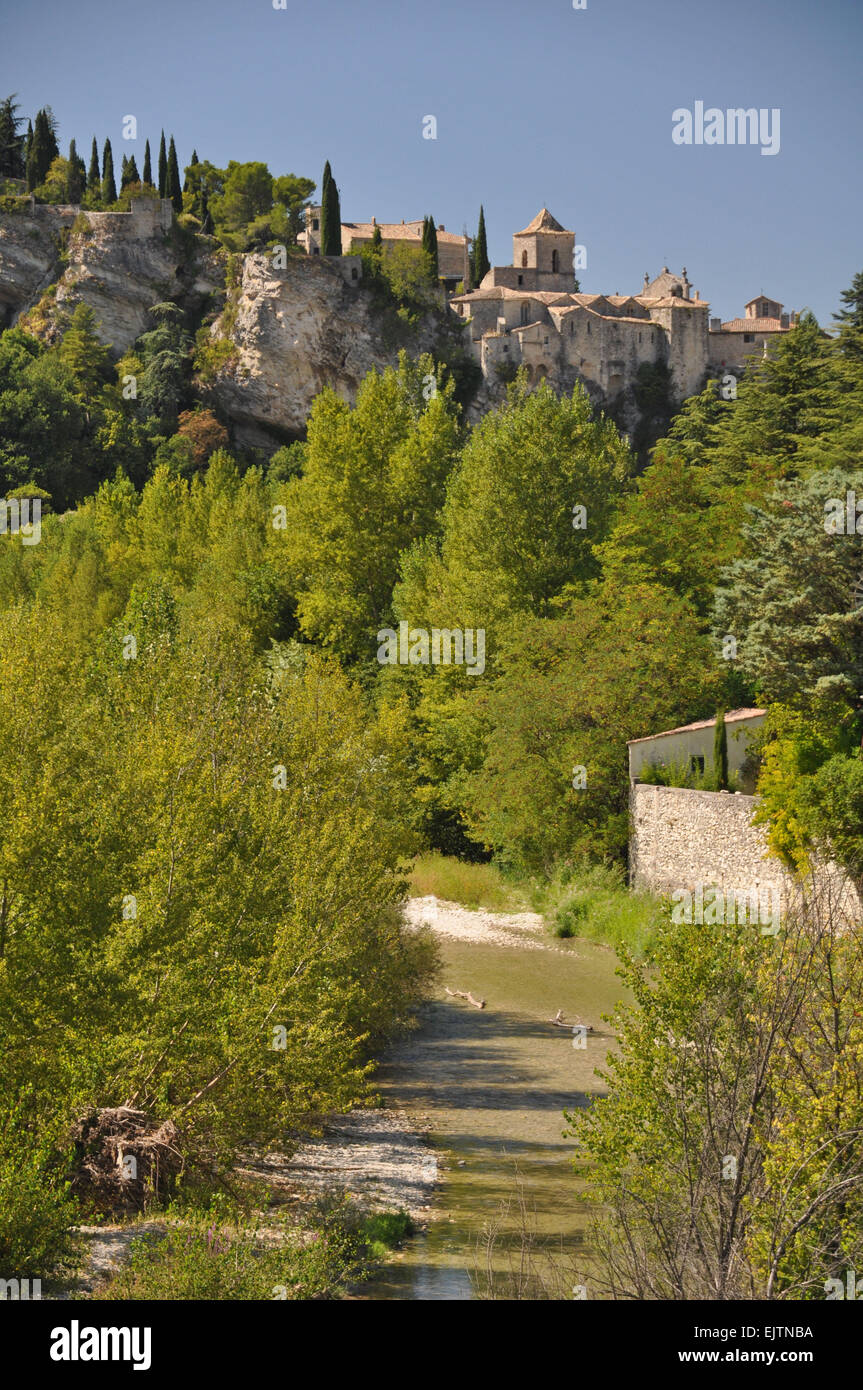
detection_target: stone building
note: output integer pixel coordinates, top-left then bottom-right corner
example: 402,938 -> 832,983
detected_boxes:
299,208 -> 469,292
707,293 -> 797,372
451,208 -> 797,416
627,709 -> 766,792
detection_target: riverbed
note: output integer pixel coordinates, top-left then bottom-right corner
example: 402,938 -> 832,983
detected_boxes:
364,896 -> 628,1300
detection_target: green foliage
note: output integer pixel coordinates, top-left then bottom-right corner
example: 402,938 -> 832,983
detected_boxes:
320,160 -> 342,257
101,137 -> 117,205
280,352 -> 462,665
533,860 -> 662,956
92,1202 -> 367,1301
714,709 -> 728,790
0,1094 -> 80,1278
471,205 -> 490,286
568,899 -> 863,1299
157,131 -> 167,197
408,852 -> 525,912
166,136 -> 182,213
712,467 -> 863,704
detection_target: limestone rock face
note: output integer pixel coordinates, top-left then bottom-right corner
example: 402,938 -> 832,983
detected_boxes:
208,254 -> 439,448
0,205 -> 75,327
0,201 -> 223,356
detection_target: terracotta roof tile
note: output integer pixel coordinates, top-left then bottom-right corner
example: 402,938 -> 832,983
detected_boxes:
627,709 -> 766,746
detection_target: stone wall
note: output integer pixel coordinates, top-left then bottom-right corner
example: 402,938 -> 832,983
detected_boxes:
630,783 -> 861,920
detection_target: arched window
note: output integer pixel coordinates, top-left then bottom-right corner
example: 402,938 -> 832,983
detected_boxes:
552,249 -> 559,273
521,250 -> 528,267
520,301 -> 530,325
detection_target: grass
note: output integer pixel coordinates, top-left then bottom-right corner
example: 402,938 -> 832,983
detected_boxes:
529,860 -> 663,958
87,1192 -> 415,1301
409,851 -> 663,957
408,852 -> 528,912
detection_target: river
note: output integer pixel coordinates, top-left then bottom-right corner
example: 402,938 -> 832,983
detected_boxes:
366,907 -> 628,1300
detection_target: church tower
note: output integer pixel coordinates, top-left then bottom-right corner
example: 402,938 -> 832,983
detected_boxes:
512,208 -> 575,291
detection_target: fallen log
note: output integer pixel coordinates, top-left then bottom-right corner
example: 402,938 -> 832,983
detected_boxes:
549,1009 -> 594,1032
445,987 -> 486,1010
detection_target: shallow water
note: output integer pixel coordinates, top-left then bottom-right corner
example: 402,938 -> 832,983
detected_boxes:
367,931 -> 627,1299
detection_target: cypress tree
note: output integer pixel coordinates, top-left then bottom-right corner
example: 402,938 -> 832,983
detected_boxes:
157,130 -> 167,196
120,153 -> 129,186
101,137 -> 117,204
66,138 -> 84,203
87,136 -> 99,192
165,135 -> 182,212
370,222 -> 382,250
124,154 -> 140,187
713,711 -> 728,791
472,205 -> 490,286
422,214 -> 439,281
319,161 -> 341,256
184,149 -> 198,192
142,138 -> 152,187
27,109 -> 56,190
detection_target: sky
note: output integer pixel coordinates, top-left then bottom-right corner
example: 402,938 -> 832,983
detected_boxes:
2,0 -> 861,324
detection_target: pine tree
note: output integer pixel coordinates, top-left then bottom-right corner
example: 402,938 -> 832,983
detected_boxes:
165,136 -> 182,212
835,271 -> 863,331
87,137 -> 100,193
0,94 -> 25,179
66,139 -> 84,203
158,130 -> 167,197
319,161 -> 341,256
142,139 -> 152,187
422,214 -> 439,282
713,711 -> 728,791
471,205 -> 490,286
101,137 -> 117,204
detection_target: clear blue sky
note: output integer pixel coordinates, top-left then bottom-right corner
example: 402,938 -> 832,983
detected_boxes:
3,0 -> 861,323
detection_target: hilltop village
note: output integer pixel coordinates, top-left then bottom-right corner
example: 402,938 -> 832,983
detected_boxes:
300,200 -> 797,415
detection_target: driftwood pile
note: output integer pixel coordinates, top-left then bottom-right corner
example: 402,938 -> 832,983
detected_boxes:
68,1106 -> 184,1215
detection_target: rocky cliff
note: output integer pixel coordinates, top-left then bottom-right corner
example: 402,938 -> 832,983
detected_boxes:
0,199 -> 222,355
0,203 -> 460,449
205,253 -> 443,449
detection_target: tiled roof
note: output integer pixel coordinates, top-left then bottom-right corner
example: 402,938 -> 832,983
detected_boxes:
343,221 -> 467,245
514,207 -> 569,235
745,295 -> 782,310
718,317 -> 787,332
627,709 -> 766,746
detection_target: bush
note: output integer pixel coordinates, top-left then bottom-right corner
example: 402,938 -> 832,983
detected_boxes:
532,860 -> 662,957
0,1098 -> 80,1279
91,1203 -> 366,1301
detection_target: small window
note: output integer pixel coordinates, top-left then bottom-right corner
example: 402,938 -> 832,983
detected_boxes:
552,249 -> 559,273
517,274 -> 523,285
313,247 -> 320,255
689,755 -> 705,775
351,267 -> 358,280
587,322 -> 591,335
521,250 -> 528,267
744,333 -> 754,343
312,218 -> 319,231
520,301 -> 530,325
